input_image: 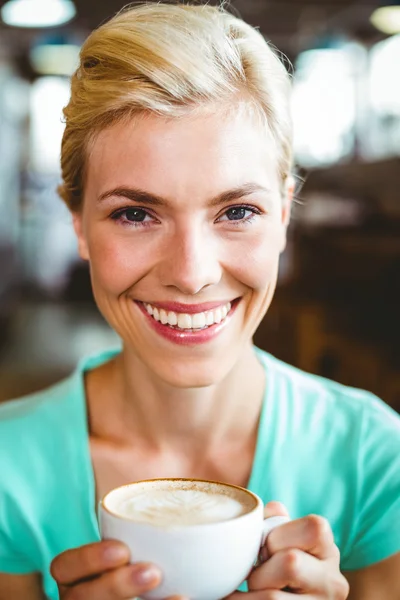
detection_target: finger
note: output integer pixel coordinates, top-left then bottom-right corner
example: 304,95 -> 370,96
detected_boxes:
51,541 -> 130,585
249,548 -> 327,593
60,562 -> 161,600
263,502 -> 290,519
266,514 -> 336,560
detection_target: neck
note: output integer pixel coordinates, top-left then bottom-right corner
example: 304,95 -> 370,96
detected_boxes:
88,343 -> 265,455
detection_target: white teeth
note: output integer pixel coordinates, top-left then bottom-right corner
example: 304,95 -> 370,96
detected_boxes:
159,309 -> 168,325
214,308 -> 222,324
143,301 -> 234,330
167,311 -> 178,326
177,313 -> 192,329
192,312 -> 206,329
206,311 -> 214,326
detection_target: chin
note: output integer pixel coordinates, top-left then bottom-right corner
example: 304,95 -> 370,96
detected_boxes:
153,358 -> 232,389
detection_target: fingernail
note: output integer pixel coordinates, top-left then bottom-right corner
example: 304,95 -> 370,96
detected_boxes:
103,544 -> 129,563
132,564 -> 161,586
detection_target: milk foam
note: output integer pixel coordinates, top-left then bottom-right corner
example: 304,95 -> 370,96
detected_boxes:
118,488 -> 247,526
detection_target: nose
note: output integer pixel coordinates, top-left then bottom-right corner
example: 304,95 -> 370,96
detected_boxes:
158,224 -> 222,295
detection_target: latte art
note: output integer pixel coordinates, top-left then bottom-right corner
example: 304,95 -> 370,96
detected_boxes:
102,479 -> 276,600
119,489 -> 247,526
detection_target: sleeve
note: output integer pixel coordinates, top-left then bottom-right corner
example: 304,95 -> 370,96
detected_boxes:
0,486 -> 39,574
0,419 -> 39,575
0,529 -> 37,574
341,398 -> 400,570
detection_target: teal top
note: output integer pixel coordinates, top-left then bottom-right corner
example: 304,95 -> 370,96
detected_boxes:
0,348 -> 399,600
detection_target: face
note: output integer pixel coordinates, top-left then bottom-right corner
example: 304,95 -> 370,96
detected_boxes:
74,110 -> 292,387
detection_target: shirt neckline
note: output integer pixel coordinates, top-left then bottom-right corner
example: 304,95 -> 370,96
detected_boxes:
247,348 -> 274,496
74,346 -> 274,538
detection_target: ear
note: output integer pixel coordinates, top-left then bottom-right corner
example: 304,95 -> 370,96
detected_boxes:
282,175 -> 294,226
280,176 -> 294,252
72,212 -> 89,261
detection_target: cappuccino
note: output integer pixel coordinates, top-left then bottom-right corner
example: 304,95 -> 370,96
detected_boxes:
101,478 -> 290,600
104,479 -> 256,527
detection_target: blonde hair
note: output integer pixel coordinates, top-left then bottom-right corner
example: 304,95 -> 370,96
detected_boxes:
59,1 -> 293,211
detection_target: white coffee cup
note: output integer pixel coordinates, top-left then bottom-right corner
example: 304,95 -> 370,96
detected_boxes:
99,478 -> 289,600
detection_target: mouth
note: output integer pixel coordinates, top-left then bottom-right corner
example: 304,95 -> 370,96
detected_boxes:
134,298 -> 241,345
141,300 -> 236,331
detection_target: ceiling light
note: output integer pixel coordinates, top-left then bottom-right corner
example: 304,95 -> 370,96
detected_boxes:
370,4 -> 400,35
1,0 -> 76,28
30,43 -> 80,75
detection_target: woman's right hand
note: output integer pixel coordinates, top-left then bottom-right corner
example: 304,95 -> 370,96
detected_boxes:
50,540 -> 169,599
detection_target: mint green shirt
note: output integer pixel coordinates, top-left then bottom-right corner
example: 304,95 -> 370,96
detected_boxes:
0,348 -> 399,600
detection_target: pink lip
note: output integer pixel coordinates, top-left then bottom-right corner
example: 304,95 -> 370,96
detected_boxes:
139,300 -> 235,314
135,299 -> 240,346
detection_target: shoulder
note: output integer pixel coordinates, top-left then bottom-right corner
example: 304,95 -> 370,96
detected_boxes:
255,347 -> 400,461
0,346 -> 121,431
0,346 -> 121,472
0,373 -> 82,490
254,349 -> 400,569
0,373 -> 79,435
0,373 -> 82,569
256,347 -> 400,429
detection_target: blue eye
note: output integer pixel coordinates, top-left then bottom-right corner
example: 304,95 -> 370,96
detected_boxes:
109,203 -> 261,229
218,205 -> 260,225
225,207 -> 247,221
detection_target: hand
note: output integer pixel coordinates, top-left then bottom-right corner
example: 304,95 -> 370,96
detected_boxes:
50,540 -> 182,600
227,502 -> 350,599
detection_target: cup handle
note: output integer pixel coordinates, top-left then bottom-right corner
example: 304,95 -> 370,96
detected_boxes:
261,515 -> 290,546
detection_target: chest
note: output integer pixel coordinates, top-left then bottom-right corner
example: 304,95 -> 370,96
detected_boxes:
90,438 -> 256,504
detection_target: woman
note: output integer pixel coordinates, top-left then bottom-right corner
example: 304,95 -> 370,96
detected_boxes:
0,3 -> 399,599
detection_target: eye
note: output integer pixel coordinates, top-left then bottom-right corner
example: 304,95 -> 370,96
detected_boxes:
217,205 -> 261,224
224,207 -> 248,221
110,207 -> 154,226
120,208 -> 148,222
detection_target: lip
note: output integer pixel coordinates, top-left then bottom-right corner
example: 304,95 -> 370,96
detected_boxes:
135,299 -> 240,346
139,300 -> 235,314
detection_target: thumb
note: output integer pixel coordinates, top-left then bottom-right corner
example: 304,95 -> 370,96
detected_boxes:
263,501 -> 290,519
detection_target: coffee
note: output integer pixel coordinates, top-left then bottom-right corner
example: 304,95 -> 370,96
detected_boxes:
101,479 -> 289,600
104,479 -> 256,527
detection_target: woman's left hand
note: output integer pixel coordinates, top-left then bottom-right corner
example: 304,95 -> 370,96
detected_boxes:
228,502 -> 350,599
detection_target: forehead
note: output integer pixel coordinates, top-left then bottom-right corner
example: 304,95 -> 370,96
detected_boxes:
85,110 -> 280,200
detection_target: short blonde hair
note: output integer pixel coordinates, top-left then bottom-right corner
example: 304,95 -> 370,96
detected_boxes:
59,1 -> 293,211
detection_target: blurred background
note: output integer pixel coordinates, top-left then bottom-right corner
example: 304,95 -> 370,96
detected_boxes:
0,0 -> 398,409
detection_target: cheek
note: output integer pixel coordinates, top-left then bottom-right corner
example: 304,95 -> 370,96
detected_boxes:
226,227 -> 283,291
87,231 -> 152,293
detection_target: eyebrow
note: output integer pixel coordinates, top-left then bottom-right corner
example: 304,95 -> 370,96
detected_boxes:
97,183 -> 271,207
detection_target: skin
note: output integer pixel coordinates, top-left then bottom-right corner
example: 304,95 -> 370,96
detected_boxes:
74,109 -> 289,502
1,109 -> 398,598
75,110 -> 289,392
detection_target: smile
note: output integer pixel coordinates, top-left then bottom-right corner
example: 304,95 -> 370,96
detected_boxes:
143,301 -> 232,331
